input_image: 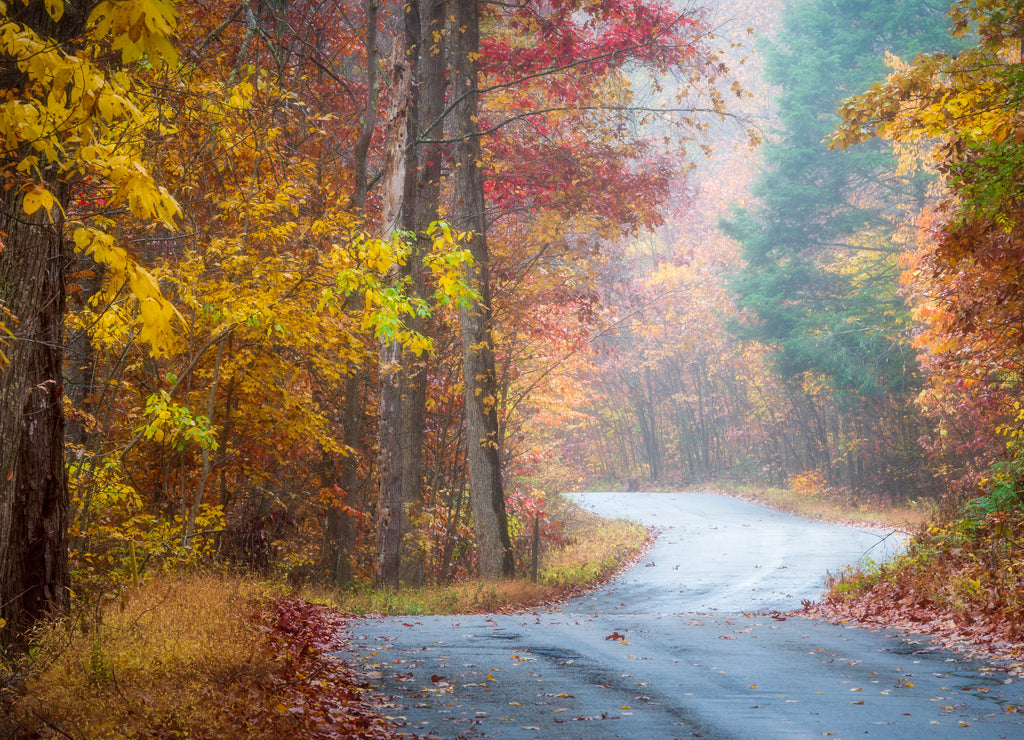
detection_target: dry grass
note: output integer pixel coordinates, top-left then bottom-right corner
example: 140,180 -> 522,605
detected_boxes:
536,493 -> 649,589
315,579 -> 553,616
2,574 -> 282,739
2,573 -> 400,739
2,577 -> 315,736
712,480 -> 935,532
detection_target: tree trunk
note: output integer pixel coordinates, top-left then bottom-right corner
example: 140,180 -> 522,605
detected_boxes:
375,0 -> 451,588
0,1 -> 88,648
395,0 -> 448,587
323,0 -> 378,588
351,0 -> 378,212
450,0 -> 514,579
374,42 -> 415,589
0,197 -> 70,647
324,372 -> 360,586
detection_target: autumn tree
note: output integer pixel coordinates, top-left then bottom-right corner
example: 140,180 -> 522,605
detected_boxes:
480,0 -> 756,493
722,0 -> 961,498
829,0 -> 1024,497
368,0 -> 733,581
0,0 -> 181,644
451,0 -> 741,526
47,0 -> 482,600
450,0 -> 516,578
374,0 -> 461,588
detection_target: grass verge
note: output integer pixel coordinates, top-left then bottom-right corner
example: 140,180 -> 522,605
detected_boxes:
711,479 -> 935,531
1,574 -> 400,739
300,493 -> 649,615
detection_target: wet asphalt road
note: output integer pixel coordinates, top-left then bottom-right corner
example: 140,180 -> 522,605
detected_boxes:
339,491 -> 1024,739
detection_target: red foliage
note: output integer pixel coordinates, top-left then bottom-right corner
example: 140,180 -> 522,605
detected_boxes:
481,0 -> 698,81
250,599 -> 402,739
476,0 -> 706,230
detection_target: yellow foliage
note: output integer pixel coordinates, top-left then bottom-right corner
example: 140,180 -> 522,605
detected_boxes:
1,0 -> 182,358
68,451 -> 225,590
88,0 -> 179,69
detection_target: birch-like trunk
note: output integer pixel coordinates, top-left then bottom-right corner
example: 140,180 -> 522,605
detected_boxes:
374,44 -> 414,588
450,0 -> 514,579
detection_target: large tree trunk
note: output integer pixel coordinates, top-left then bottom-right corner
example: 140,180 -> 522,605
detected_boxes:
395,0 -> 449,587
375,0 -> 451,588
394,0 -> 427,588
450,0 -> 514,579
0,2 -> 83,648
0,198 -> 70,647
374,42 -> 415,589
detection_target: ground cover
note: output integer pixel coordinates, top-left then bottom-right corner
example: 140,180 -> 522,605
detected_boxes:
0,496 -> 646,738
804,507 -> 1024,675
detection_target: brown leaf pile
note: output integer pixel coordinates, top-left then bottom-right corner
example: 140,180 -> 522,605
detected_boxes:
800,514 -> 1024,674
248,598 -> 402,739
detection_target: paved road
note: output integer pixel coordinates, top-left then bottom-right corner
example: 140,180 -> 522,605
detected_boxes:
340,492 -> 1024,739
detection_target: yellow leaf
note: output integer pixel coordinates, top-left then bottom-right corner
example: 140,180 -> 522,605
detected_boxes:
43,0 -> 63,22
16,156 -> 39,174
22,185 -> 54,216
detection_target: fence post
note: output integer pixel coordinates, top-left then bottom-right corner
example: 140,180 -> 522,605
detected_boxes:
531,516 -> 540,583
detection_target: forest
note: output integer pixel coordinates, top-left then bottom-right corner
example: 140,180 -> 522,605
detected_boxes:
2,0 -> 1024,705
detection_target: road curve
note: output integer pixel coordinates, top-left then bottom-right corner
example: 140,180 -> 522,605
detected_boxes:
340,491 -> 1024,739
567,491 -> 904,614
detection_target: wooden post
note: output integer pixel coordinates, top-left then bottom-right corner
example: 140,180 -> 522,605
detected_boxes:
531,516 -> 540,583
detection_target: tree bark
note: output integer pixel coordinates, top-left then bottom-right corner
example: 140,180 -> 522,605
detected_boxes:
374,42 -> 414,589
0,197 -> 70,647
324,372 -> 360,586
375,0 -> 452,588
351,0 -> 379,213
394,0 -> 449,587
450,0 -> 514,579
0,1 -> 86,648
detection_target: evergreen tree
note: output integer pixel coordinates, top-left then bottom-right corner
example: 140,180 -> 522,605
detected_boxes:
725,0 -> 960,400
